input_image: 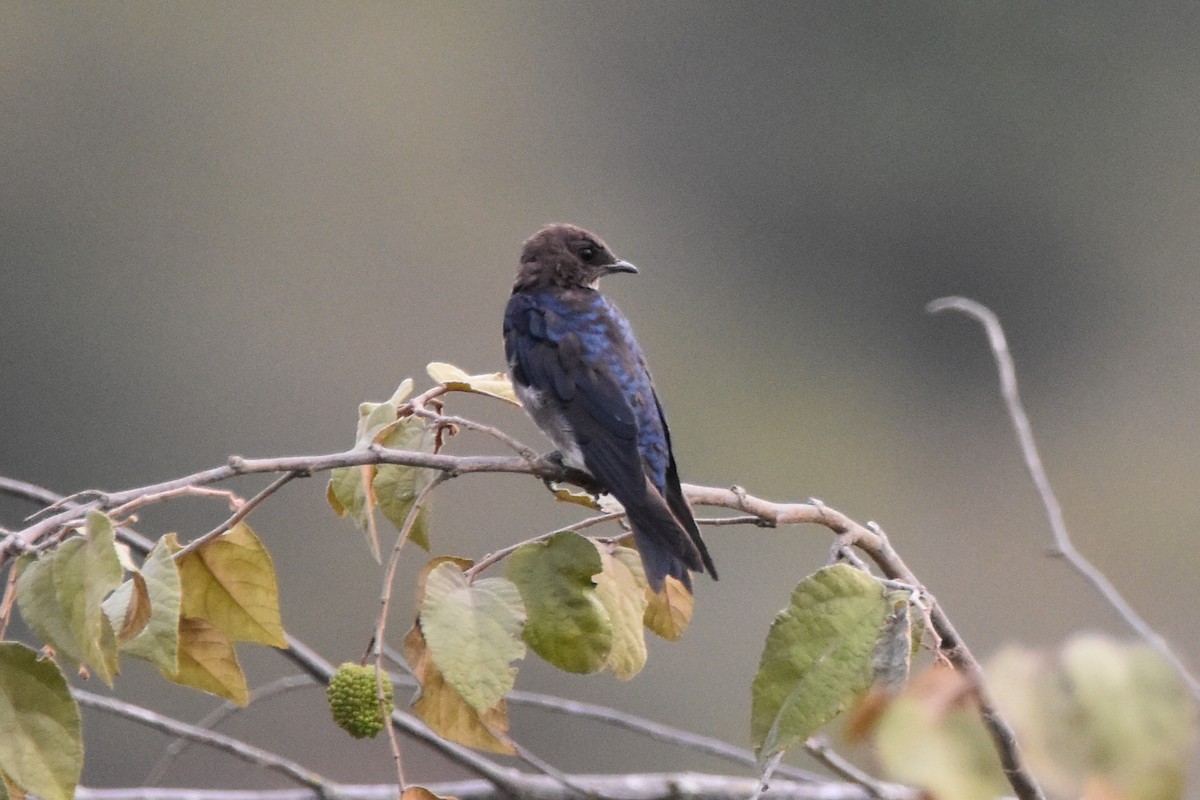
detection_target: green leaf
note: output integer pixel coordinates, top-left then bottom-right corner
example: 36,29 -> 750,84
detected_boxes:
54,512 -> 124,684
593,545 -> 649,679
374,416 -> 435,551
176,522 -> 286,647
16,511 -> 124,685
0,642 -> 82,800
14,555 -> 83,665
404,625 -> 516,754
506,532 -> 612,674
110,536 -> 182,673
426,362 -> 521,405
988,635 -> 1195,800
750,564 -> 894,758
419,562 -> 526,713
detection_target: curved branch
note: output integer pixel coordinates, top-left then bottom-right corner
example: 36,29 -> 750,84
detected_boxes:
929,295 -> 1200,701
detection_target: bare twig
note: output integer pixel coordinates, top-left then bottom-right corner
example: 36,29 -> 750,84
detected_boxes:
375,472 -> 448,790
466,511 -> 625,580
409,405 -> 540,464
748,752 -> 784,800
804,737 -> 905,799
500,687 -> 823,784
145,674 -> 317,785
74,689 -> 340,794
108,486 -> 244,520
929,296 -> 1200,700
175,472 -> 300,559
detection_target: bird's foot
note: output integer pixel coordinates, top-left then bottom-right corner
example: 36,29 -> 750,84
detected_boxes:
539,451 -> 606,496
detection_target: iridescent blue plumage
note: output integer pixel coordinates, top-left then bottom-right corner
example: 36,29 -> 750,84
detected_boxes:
504,225 -> 717,592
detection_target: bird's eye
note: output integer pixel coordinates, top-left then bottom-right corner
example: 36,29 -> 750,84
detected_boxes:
578,244 -> 597,262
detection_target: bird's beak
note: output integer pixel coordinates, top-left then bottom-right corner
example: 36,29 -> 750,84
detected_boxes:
606,259 -> 638,275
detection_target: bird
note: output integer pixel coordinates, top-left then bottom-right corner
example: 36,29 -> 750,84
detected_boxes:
503,224 -> 717,592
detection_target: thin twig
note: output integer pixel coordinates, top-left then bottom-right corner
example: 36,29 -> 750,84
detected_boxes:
929,296 -> 1200,700
748,752 -> 784,800
499,686 -> 822,784
409,406 -> 540,464
145,674 -> 317,785
174,472 -> 299,559
375,472 -> 448,790
108,486 -> 244,521
507,742 -> 602,800
804,736 -> 905,799
74,689 -> 340,794
466,512 -> 625,580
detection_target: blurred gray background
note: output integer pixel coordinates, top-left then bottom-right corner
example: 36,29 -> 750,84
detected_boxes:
3,2 -> 1199,790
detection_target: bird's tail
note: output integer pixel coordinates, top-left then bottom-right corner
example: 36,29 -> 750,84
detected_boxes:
624,482 -> 708,592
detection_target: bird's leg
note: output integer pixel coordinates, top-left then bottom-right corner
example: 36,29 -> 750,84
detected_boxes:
539,451 -> 607,497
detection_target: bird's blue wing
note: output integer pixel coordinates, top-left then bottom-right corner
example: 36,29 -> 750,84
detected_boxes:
504,293 -> 649,503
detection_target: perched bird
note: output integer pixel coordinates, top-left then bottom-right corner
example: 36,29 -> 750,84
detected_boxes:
503,224 -> 717,592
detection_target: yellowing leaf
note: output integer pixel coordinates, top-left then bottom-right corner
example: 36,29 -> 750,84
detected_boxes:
506,532 -> 612,674
550,486 -> 603,510
643,574 -> 694,640
419,562 -> 525,713
593,545 -> 649,679
0,643 -> 82,800
164,616 -> 249,706
426,362 -> 521,405
402,787 -> 457,800
176,522 -> 286,648
102,571 -> 151,644
403,625 -> 515,754
750,564 -> 895,758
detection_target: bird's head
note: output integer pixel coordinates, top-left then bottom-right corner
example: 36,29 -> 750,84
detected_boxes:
513,224 -> 637,292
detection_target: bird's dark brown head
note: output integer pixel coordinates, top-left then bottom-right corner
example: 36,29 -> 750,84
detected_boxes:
513,224 -> 637,293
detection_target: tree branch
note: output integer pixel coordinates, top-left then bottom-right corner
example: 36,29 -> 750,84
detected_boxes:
682,486 -> 1044,800
74,690 -> 340,794
928,295 -> 1200,700
0,438 -> 1047,795
75,774 -> 915,800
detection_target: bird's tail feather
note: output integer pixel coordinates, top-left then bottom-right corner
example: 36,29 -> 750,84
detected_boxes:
625,486 -> 706,592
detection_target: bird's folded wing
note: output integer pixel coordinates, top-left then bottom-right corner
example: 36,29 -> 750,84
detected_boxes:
505,297 -> 648,504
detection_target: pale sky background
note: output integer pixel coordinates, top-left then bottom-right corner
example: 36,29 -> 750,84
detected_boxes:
3,3 -> 1200,790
